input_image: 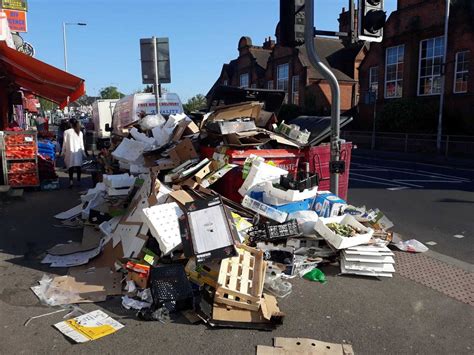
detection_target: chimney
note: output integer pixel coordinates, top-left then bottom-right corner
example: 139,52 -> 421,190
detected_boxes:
338,6 -> 357,43
263,36 -> 275,50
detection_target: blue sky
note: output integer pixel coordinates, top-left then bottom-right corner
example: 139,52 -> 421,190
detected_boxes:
23,0 -> 396,102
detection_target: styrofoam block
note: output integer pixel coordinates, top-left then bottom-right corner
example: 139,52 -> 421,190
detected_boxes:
340,259 -> 393,277
263,181 -> 318,203
241,195 -> 288,223
341,258 -> 395,273
239,160 -> 288,196
314,214 -> 374,249
112,138 -> 147,163
103,173 -> 136,188
141,202 -> 183,255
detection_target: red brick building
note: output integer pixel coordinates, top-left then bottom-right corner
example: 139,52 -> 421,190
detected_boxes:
208,10 -> 366,116
358,0 -> 474,133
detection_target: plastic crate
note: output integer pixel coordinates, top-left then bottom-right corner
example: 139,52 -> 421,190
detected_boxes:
149,265 -> 194,313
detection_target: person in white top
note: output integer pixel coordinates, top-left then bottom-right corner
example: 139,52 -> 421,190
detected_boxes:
61,119 -> 87,188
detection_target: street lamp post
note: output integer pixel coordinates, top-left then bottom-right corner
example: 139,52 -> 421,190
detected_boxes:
62,22 -> 87,72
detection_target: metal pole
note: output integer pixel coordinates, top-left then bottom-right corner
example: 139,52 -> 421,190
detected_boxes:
62,22 -> 68,72
152,36 -> 160,115
371,93 -> 377,150
436,0 -> 450,153
305,0 -> 341,195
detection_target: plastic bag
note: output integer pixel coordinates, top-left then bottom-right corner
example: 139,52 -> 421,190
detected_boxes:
302,268 -> 327,284
394,239 -> 429,253
288,210 -> 319,236
139,114 -> 165,130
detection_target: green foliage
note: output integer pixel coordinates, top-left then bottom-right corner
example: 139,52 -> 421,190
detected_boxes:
38,97 -> 55,111
377,98 -> 438,133
183,94 -> 207,114
100,86 -> 125,99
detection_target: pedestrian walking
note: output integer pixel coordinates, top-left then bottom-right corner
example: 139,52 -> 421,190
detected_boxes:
61,119 -> 87,188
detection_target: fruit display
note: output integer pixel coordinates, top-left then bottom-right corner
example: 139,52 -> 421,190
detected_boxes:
8,172 -> 40,186
2,132 -> 40,187
9,162 -> 37,174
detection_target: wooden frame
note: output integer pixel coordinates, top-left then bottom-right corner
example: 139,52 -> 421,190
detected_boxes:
215,244 -> 266,311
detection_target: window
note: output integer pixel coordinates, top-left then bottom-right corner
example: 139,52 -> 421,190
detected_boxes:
369,66 -> 378,98
277,63 -> 289,103
223,79 -> 228,86
267,81 -> 274,90
251,84 -> 257,88
292,75 -> 300,105
418,37 -> 444,96
454,50 -> 470,93
239,73 -> 249,88
385,45 -> 404,98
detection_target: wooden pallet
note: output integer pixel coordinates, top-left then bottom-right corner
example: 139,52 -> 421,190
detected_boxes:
215,244 -> 266,311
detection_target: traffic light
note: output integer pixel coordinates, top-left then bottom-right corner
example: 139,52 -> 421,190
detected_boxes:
280,0 -> 306,47
358,0 -> 387,43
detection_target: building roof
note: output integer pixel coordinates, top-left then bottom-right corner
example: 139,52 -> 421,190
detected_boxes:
249,47 -> 271,69
298,37 -> 363,82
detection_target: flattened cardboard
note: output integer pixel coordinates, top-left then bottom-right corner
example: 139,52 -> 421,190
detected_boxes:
169,138 -> 198,163
260,293 -> 285,321
206,102 -> 263,124
169,190 -> 196,206
256,338 -> 355,355
224,131 -> 271,147
74,240 -> 124,270
171,119 -> 189,142
47,225 -> 102,256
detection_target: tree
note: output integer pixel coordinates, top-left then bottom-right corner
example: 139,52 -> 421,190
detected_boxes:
143,85 -> 153,93
99,86 -> 125,99
38,97 -> 56,111
183,94 -> 207,114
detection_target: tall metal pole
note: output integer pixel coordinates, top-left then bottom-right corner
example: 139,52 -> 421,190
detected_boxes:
62,22 -> 68,72
305,0 -> 341,195
152,36 -> 161,115
436,0 -> 450,153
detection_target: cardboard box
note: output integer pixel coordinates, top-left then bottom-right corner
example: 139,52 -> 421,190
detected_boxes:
193,161 -> 214,183
314,215 -> 374,249
313,191 -> 347,217
169,138 -> 198,163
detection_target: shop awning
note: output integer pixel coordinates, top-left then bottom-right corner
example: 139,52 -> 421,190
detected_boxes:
0,42 -> 85,108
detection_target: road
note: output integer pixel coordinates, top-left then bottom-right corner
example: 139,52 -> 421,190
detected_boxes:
348,152 -> 474,263
0,153 -> 472,354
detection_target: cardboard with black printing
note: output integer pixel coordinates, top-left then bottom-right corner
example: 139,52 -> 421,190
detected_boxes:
179,196 -> 237,264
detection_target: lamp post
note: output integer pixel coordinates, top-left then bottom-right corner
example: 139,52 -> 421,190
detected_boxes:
62,22 -> 87,72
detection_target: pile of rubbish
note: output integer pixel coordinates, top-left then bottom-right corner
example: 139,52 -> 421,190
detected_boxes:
33,101 -> 427,342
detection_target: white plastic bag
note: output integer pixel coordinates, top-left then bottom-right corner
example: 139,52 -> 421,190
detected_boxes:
394,239 -> 429,253
288,210 -> 319,236
139,114 -> 165,130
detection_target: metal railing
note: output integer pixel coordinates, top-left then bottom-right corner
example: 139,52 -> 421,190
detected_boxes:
341,131 -> 474,158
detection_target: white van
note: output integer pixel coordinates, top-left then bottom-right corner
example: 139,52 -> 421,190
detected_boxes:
92,99 -> 119,139
112,93 -> 184,134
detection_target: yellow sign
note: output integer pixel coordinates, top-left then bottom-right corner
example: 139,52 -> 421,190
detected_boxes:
1,0 -> 27,12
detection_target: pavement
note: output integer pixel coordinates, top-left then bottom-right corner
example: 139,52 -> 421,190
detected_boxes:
0,152 -> 473,354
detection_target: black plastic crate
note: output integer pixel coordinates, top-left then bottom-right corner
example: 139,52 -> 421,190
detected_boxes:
150,264 -> 194,313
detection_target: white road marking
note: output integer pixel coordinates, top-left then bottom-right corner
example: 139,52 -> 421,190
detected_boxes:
349,177 -> 399,187
353,155 -> 474,172
394,179 -> 464,184
387,187 -> 410,191
453,235 -> 465,239
425,241 -> 438,246
351,172 -> 423,188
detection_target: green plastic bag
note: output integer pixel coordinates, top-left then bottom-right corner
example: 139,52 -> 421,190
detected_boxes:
303,268 -> 327,284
